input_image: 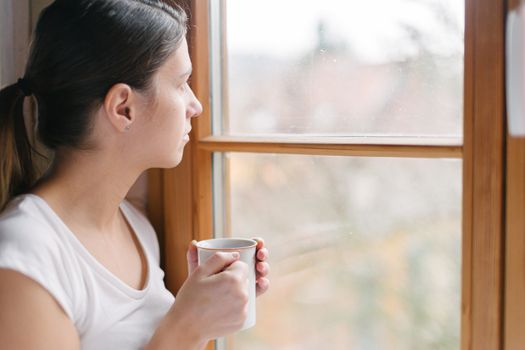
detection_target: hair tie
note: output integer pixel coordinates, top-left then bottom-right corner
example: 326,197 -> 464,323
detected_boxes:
16,78 -> 33,97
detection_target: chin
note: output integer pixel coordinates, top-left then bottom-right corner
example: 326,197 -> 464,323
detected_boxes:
158,157 -> 182,169
152,144 -> 185,168
164,152 -> 184,168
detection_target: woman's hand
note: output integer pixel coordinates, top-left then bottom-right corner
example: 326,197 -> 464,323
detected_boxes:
186,237 -> 270,297
169,252 -> 250,344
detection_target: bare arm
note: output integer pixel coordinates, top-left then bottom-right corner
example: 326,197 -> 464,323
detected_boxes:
0,269 -> 80,349
145,309 -> 208,350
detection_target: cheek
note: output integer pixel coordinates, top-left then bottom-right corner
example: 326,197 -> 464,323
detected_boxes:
159,97 -> 186,139
154,91 -> 183,122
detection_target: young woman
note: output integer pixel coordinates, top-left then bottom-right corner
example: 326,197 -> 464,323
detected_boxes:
0,1 -> 270,349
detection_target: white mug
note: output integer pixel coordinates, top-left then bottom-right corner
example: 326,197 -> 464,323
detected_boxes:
195,238 -> 257,330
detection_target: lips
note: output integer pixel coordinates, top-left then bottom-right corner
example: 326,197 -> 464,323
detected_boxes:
183,128 -> 191,142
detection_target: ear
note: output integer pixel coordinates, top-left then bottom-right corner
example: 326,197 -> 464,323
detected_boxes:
103,83 -> 136,132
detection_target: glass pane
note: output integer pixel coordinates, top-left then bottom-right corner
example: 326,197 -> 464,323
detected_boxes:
215,0 -> 464,137
217,154 -> 462,350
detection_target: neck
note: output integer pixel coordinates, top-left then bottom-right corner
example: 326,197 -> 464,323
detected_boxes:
30,149 -> 143,233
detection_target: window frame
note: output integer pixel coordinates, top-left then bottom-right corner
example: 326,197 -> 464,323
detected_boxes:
153,0 -> 512,349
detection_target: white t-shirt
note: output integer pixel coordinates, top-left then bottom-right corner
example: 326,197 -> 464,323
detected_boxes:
0,193 -> 175,350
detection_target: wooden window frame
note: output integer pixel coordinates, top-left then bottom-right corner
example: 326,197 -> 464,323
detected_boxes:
150,0 -> 525,349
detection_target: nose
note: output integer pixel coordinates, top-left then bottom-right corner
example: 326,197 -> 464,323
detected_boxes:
187,88 -> 203,119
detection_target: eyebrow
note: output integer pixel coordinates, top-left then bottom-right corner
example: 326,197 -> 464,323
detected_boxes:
179,67 -> 193,78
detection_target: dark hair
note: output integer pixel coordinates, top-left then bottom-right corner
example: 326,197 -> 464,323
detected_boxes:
0,0 -> 188,210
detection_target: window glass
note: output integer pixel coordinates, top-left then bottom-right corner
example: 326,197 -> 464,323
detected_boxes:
218,154 -> 462,349
218,0 -> 464,138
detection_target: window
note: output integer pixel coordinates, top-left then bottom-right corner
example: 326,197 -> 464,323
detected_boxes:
221,154 -> 461,349
210,0 -> 463,348
161,0 -> 508,349
219,0 -> 464,138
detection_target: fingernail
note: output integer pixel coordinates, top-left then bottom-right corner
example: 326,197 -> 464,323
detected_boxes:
232,252 -> 240,258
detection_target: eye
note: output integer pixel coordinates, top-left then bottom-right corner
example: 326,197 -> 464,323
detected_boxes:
179,78 -> 191,92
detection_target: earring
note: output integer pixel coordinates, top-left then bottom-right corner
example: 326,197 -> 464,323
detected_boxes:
125,124 -> 131,131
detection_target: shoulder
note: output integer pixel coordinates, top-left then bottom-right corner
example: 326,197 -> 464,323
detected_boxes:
0,194 -> 61,248
0,194 -> 76,320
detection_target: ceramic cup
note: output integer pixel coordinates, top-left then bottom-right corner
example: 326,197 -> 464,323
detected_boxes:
196,238 -> 257,330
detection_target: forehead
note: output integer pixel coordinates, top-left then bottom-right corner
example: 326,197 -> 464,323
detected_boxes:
161,38 -> 191,76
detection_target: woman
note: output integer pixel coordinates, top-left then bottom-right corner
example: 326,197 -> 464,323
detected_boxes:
0,0 -> 270,349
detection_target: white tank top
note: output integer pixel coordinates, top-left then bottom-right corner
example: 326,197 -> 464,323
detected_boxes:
0,193 -> 175,350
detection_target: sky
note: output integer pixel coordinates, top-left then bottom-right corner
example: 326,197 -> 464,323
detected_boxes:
220,0 -> 465,63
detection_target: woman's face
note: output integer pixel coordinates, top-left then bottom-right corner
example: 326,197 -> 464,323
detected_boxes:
135,37 -> 202,168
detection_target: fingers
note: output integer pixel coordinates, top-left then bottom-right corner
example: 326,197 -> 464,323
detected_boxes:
252,237 -> 268,261
186,240 -> 199,275
199,251 -> 240,277
253,238 -> 269,281
256,248 -> 269,261
252,237 -> 265,250
256,261 -> 269,277
256,277 -> 270,297
224,260 -> 249,281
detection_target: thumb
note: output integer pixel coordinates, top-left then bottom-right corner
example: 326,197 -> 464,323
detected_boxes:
186,240 -> 199,275
199,251 -> 240,277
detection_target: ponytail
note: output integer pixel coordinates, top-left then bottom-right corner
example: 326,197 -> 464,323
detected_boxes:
0,82 -> 44,211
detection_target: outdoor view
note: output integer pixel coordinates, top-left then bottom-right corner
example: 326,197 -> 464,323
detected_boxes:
219,0 -> 464,137
224,155 -> 461,349
212,0 -> 464,349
